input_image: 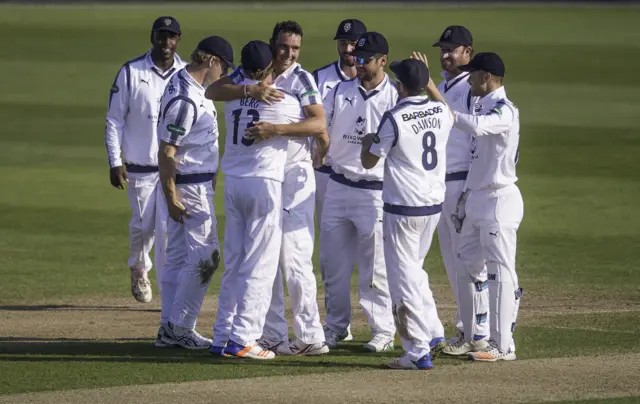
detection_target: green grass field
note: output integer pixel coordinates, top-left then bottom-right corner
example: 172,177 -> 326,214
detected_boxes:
0,3 -> 639,404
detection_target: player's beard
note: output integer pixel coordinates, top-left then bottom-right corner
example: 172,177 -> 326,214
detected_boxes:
340,54 -> 355,67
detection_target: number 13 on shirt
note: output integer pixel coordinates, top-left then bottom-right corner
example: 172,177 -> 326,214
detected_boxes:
232,108 -> 260,146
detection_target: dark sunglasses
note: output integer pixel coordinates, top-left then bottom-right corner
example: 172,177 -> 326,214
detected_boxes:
355,56 -> 378,65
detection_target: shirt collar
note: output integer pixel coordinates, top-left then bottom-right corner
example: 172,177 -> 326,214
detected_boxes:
398,95 -> 429,105
334,60 -> 349,80
440,70 -> 469,82
480,86 -> 507,103
357,73 -> 389,94
276,62 -> 300,83
145,49 -> 181,74
179,68 -> 205,92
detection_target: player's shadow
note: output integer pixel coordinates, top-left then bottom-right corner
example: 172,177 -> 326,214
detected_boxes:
0,340 -> 384,369
0,304 -> 160,313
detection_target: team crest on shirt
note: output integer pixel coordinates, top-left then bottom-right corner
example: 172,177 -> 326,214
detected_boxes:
344,22 -> 352,32
167,83 -> 176,95
474,103 -> 483,114
355,116 -> 366,135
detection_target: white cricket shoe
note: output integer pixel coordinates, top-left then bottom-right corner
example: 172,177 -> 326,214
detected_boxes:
468,340 -> 517,362
363,334 -> 395,352
131,268 -> 152,303
257,337 -> 286,352
442,337 -> 489,356
388,353 -> 433,370
161,323 -> 212,350
323,327 -> 342,349
224,340 -> 275,360
339,325 -> 354,341
276,338 -> 330,356
154,324 -> 177,348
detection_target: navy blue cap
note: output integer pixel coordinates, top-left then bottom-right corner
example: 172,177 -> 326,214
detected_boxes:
352,32 -> 389,59
152,16 -> 181,35
459,52 -> 505,77
334,19 -> 367,41
241,40 -> 273,73
196,36 -> 235,69
432,25 -> 473,48
390,58 -> 430,91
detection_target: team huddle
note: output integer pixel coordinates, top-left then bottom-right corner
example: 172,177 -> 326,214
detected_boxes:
105,16 -> 523,369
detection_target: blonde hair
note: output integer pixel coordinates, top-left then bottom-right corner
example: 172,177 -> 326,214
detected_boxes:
248,62 -> 275,81
190,49 -> 218,65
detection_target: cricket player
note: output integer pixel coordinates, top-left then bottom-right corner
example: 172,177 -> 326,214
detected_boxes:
206,21 -> 329,357
311,18 -> 367,343
155,36 -> 234,349
441,53 -> 524,361
105,16 -> 186,304
432,25 -> 475,342
320,32 -> 397,351
361,58 -> 453,369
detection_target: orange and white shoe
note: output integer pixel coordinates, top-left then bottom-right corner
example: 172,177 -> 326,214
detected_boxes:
223,340 -> 275,360
468,340 -> 517,362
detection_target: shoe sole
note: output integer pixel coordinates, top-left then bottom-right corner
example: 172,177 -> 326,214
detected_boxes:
363,344 -> 394,353
468,353 -> 517,362
132,293 -> 152,303
154,340 -> 177,348
228,350 -> 275,360
443,350 -> 472,356
280,346 -> 330,356
160,336 -> 212,350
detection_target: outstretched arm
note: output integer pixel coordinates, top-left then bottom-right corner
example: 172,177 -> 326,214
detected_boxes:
205,70 -> 284,104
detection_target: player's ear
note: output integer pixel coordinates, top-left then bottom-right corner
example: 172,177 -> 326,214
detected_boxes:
379,55 -> 388,68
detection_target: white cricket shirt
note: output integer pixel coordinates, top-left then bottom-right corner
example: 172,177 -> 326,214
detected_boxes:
312,61 -> 351,169
105,50 -> 186,168
454,86 -> 520,191
222,68 -> 305,182
157,69 -> 220,176
324,74 -> 398,182
370,96 -> 453,210
312,61 -> 350,99
232,63 -> 321,167
438,71 -> 473,174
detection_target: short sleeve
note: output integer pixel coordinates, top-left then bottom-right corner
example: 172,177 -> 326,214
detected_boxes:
158,96 -> 197,146
228,67 -> 246,85
369,112 -> 397,159
293,69 -> 321,107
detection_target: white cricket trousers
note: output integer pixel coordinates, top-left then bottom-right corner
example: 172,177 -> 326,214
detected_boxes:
126,170 -> 167,291
320,176 -> 395,338
436,176 -> 466,333
384,209 -> 444,361
457,184 -> 524,353
314,166 -> 332,320
262,161 -> 325,344
213,176 -> 283,347
314,166 -> 331,228
160,178 -> 219,328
